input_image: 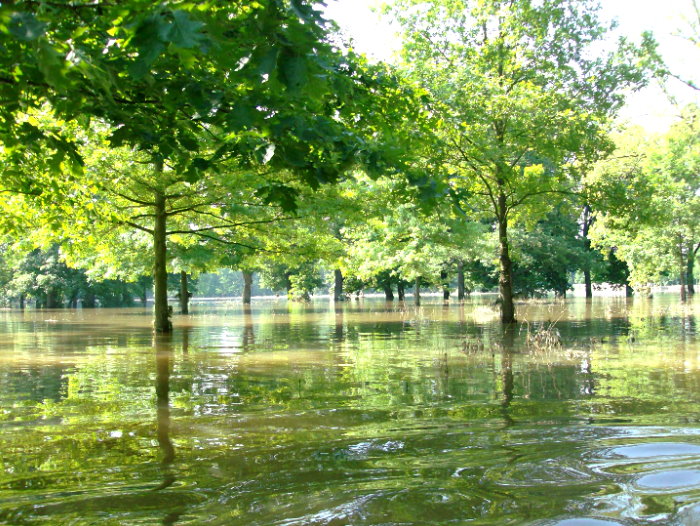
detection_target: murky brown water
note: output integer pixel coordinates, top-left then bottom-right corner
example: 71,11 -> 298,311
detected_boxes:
1,295 -> 700,525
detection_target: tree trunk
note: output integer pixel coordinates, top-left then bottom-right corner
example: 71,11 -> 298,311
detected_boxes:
179,271 -> 189,314
140,281 -> 148,305
679,242 -> 688,303
153,190 -> 172,333
625,284 -> 634,297
333,269 -> 344,301
497,193 -> 516,323
414,277 -> 421,306
397,282 -> 405,301
584,270 -> 593,299
18,294 -> 25,310
382,284 -> 394,301
242,271 -> 253,304
46,288 -> 60,309
688,246 -> 696,296
582,204 -> 594,299
457,262 -> 465,301
441,270 -> 450,300
83,290 -> 96,309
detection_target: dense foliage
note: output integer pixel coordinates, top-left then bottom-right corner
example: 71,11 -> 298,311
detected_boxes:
0,0 -> 698,328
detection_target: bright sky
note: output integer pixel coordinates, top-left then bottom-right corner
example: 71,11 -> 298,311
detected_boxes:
323,0 -> 700,131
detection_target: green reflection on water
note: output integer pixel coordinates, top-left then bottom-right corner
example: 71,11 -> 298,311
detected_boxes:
1,295 -> 700,525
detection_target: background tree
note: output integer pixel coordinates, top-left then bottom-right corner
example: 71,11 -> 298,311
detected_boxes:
588,109 -> 700,299
386,0 -> 656,321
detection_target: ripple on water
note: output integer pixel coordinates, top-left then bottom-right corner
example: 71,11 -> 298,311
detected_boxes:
608,442 -> 700,459
547,520 -> 626,526
635,469 -> 700,491
491,458 -> 601,487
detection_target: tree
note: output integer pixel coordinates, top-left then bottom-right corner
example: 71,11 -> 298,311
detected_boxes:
588,109 -> 700,299
2,1 -> 422,332
510,205 -> 586,298
342,175 -> 485,304
386,0 -> 656,322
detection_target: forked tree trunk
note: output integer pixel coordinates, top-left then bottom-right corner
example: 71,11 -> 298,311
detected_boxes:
179,271 -> 189,314
242,271 -> 253,304
497,193 -> 515,323
333,269 -> 344,301
153,191 -> 172,333
457,262 -> 465,301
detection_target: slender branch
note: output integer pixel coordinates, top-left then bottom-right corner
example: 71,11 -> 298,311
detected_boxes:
507,188 -> 579,211
165,215 -> 299,235
189,232 -> 279,253
121,220 -> 154,234
112,191 -> 155,206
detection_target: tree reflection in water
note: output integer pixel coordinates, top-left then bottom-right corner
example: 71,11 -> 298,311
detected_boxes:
153,334 -> 175,487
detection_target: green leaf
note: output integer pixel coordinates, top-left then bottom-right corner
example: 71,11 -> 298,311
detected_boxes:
183,157 -> 210,183
256,46 -> 279,77
129,15 -> 166,79
165,11 -> 206,49
37,41 -> 67,90
278,51 -> 308,93
290,0 -> 318,23
178,133 -> 199,151
256,184 -> 299,212
9,12 -> 46,41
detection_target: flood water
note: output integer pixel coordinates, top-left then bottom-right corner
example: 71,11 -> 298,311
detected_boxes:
1,295 -> 700,525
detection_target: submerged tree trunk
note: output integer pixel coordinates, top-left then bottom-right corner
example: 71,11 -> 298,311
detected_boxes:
179,271 -> 189,314
140,279 -> 148,305
397,282 -> 405,301
688,244 -> 697,296
497,192 -> 516,323
382,284 -> 395,301
46,288 -> 60,309
83,290 -> 96,309
582,204 -> 594,299
242,271 -> 253,304
18,294 -> 25,310
441,270 -> 450,300
625,284 -> 634,298
153,191 -> 172,333
414,277 -> 421,306
584,270 -> 593,299
333,269 -> 344,301
679,242 -> 688,303
457,262 -> 466,301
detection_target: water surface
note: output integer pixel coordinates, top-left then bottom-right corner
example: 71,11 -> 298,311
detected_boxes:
1,295 -> 700,525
